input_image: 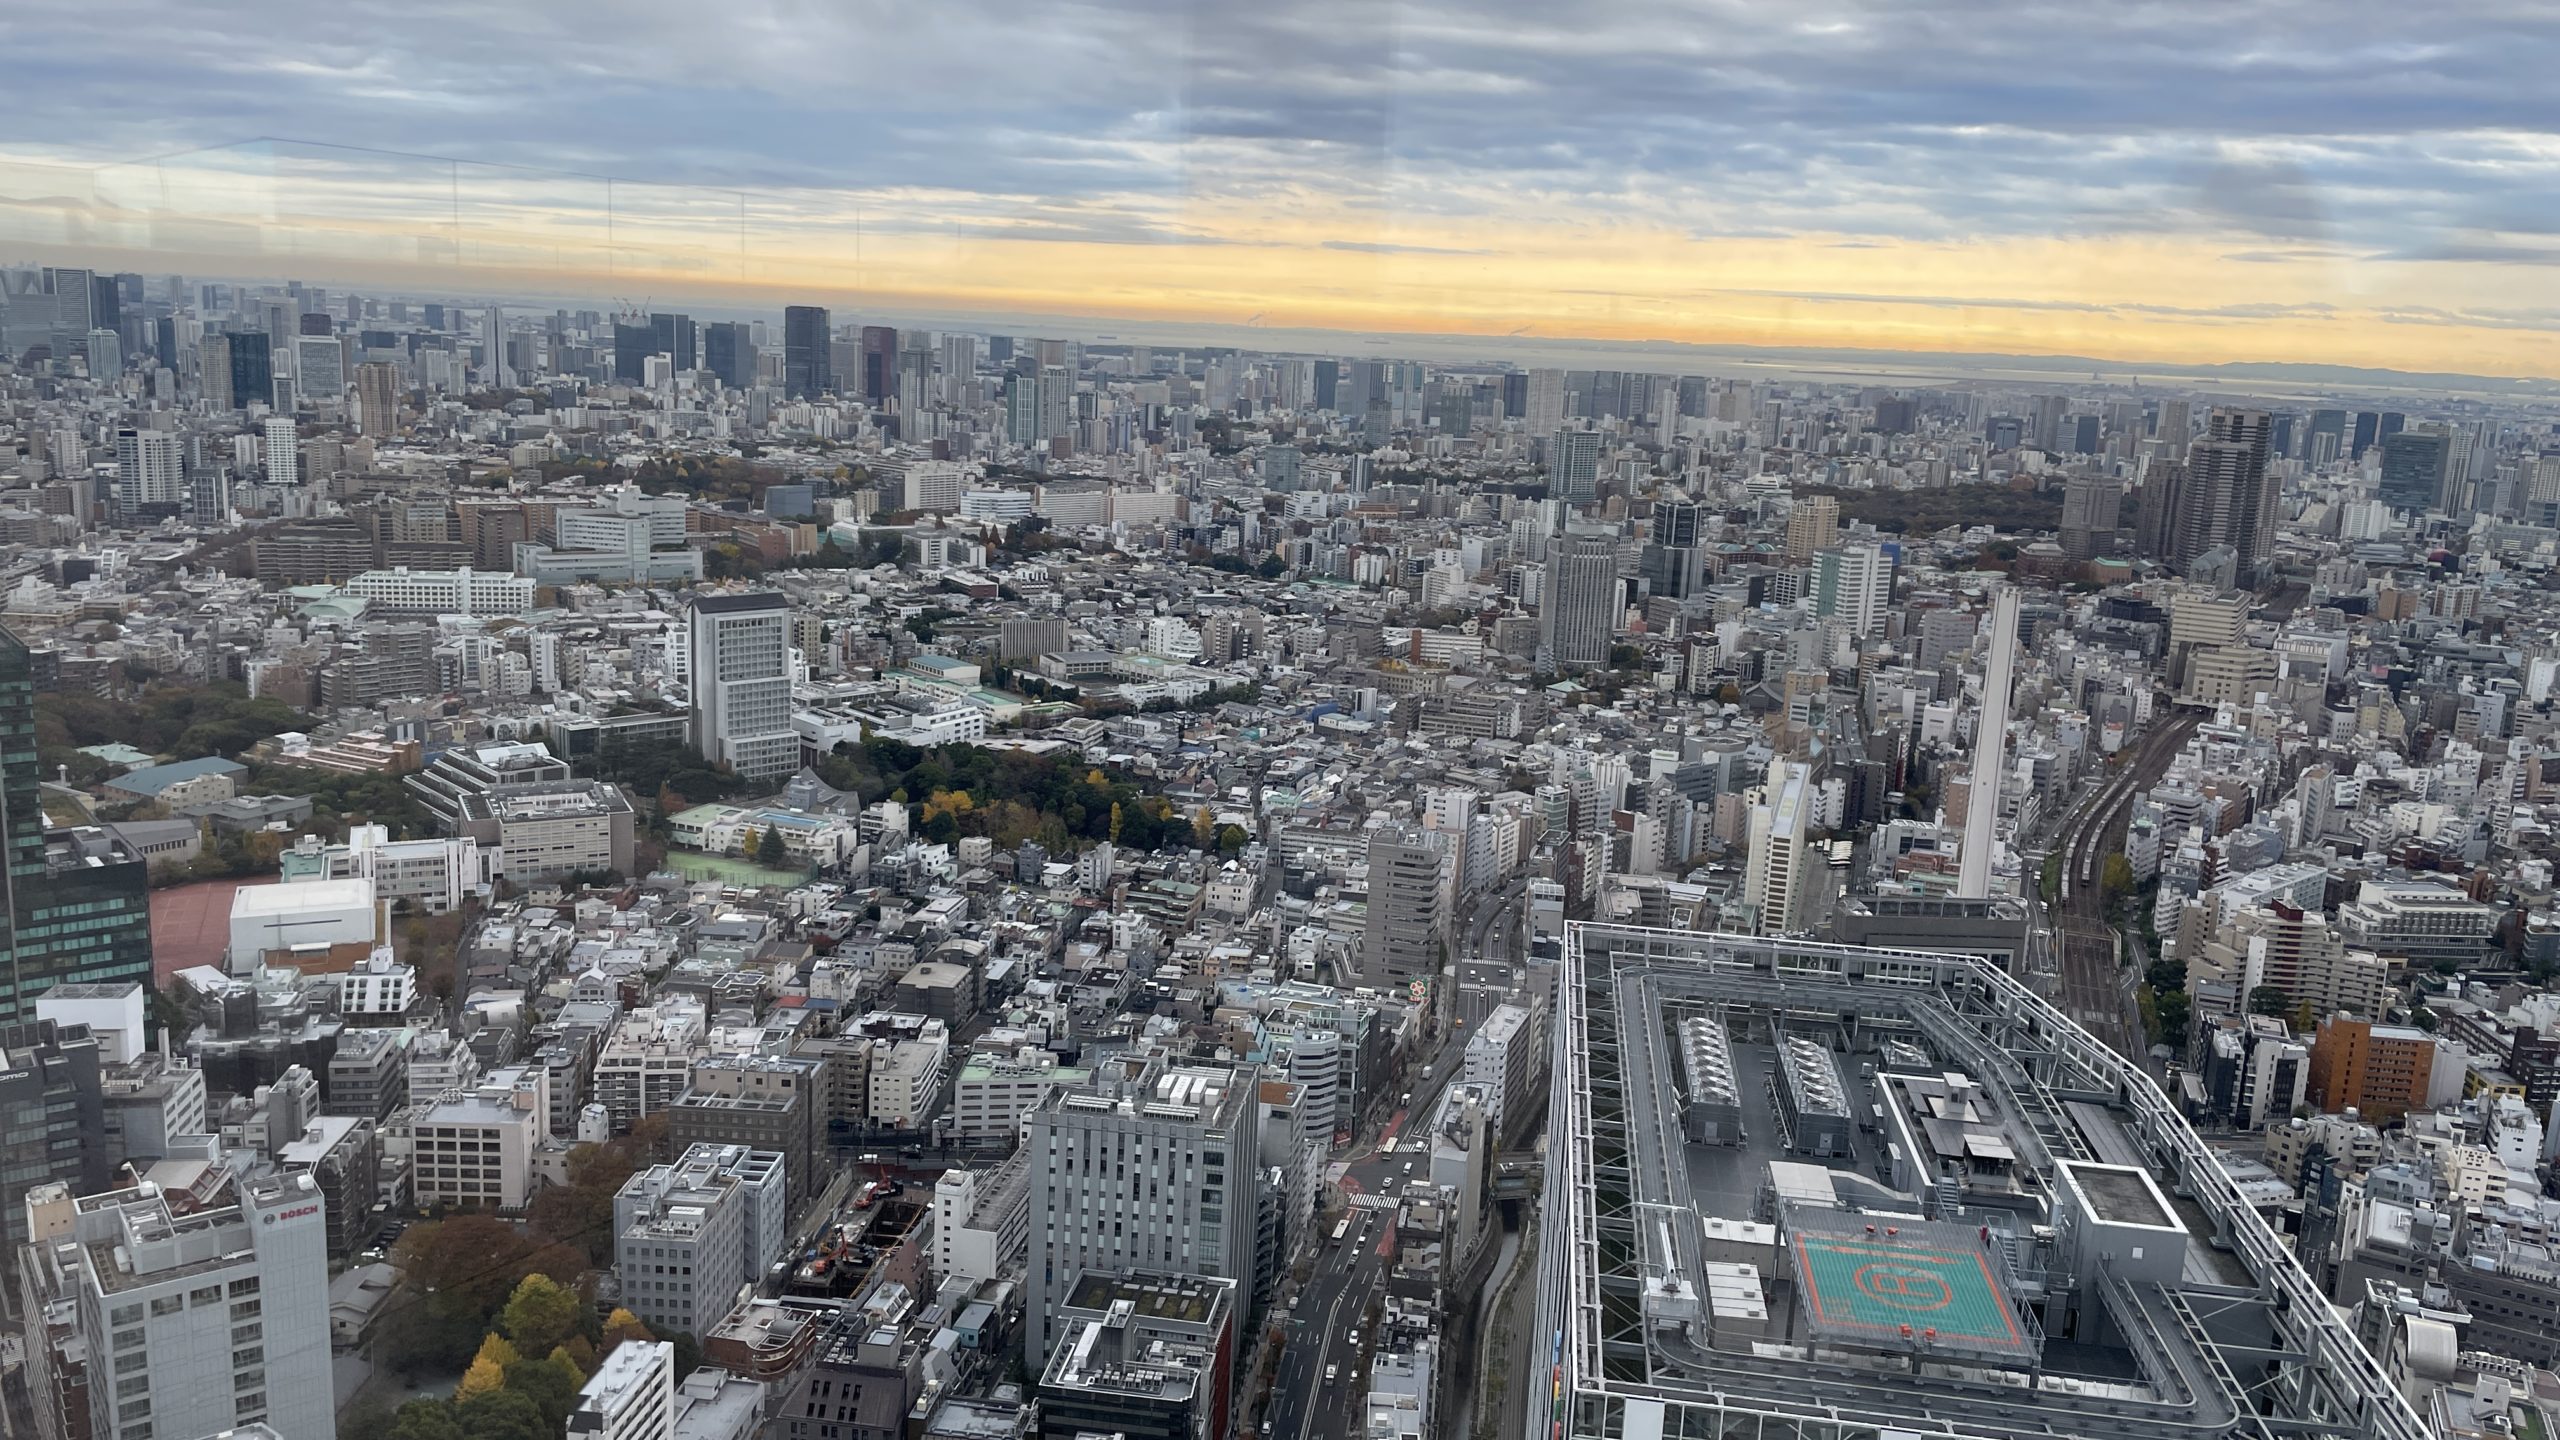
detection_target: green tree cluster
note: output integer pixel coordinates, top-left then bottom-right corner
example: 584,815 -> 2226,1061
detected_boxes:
813,736 -> 1191,853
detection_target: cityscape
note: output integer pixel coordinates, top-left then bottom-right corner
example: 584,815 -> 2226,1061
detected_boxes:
3,9 -> 2560,1440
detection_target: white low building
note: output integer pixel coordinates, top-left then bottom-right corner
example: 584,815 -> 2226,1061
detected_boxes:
227,875 -> 380,974
342,565 -> 536,615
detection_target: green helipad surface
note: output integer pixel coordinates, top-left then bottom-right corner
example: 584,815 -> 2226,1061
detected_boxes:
1790,1223 -> 2030,1359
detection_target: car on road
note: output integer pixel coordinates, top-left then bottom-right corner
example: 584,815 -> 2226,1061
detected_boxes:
1326,1365 -> 1339,1383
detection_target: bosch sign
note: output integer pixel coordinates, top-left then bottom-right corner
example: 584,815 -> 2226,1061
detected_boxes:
264,1204 -> 322,1224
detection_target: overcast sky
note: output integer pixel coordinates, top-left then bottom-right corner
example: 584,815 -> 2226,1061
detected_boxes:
7,0 -> 2560,373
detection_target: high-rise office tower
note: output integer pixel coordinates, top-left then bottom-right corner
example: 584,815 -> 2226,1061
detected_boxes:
1809,541 -> 1892,638
613,322 -> 655,385
1501,370 -> 1529,419
2058,473 -> 2125,559
0,626 -> 154,1024
2377,428 -> 2453,514
200,332 -> 234,409
227,331 -> 272,410
2071,413 -> 2102,454
355,361 -> 400,438
114,428 -> 183,511
1311,358 -> 1339,411
2031,394 -> 2068,453
2177,406 -> 2275,581
1361,825 -> 1451,985
482,306 -> 510,388
1024,1060 -> 1263,1367
1650,500 -> 1701,548
294,334 -> 345,402
703,321 -> 754,391
2350,410 -> 2380,460
783,305 -> 831,398
1526,368 -> 1567,435
1784,493 -> 1840,561
2134,460 -> 2186,563
1741,757 -> 1814,935
1540,528 -> 1621,670
687,592 -> 797,781
2306,409 -> 2347,466
859,325 -> 897,403
1345,358 -> 1385,417
265,416 -> 299,486
19,1172 -> 338,1440
940,332 -> 977,402
1550,427 -> 1601,502
649,311 -> 697,371
2153,398 -> 2192,459
2378,411 -> 2405,444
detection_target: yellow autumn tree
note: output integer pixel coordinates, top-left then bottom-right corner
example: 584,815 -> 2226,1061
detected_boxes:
455,1332 -> 521,1400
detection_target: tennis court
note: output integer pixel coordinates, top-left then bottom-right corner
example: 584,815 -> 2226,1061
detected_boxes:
1790,1220 -> 2033,1361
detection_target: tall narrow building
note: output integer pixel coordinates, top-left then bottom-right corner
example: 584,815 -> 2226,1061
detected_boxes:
1539,529 -> 1621,671
1741,758 -> 1815,935
687,593 -> 798,781
859,324 -> 898,403
355,361 -> 400,438
1957,589 -> 2020,900
1549,426 -> 1601,502
2177,406 -> 2275,582
1809,541 -> 1892,638
783,305 -> 832,398
1361,826 -> 1452,986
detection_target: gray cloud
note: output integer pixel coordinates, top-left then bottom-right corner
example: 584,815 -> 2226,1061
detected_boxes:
2,0 -> 2559,276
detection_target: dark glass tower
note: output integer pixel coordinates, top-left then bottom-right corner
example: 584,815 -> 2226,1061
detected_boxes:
783,305 -> 832,398
0,626 -> 155,1024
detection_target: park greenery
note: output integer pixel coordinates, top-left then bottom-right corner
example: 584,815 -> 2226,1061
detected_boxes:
1799,483 -> 2062,536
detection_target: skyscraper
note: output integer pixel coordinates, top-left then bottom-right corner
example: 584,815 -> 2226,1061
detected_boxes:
355,361 -> 400,438
1361,825 -> 1451,986
859,324 -> 898,403
1311,358 -> 1339,411
2153,398 -> 2192,459
649,311 -> 697,370
2176,406 -> 2275,582
294,334 -> 345,402
613,322 -> 655,385
2350,410 -> 2380,460
227,331 -> 272,410
1784,493 -> 1839,562
2031,393 -> 2068,453
482,305 -> 510,389
0,626 -> 154,1024
1741,758 -> 1814,935
703,321 -> 754,391
2306,408 -> 2347,467
114,427 -> 183,511
265,416 -> 299,486
2058,473 -> 2125,559
1809,541 -> 1892,638
782,305 -> 831,398
1540,528 -> 1621,670
1526,367 -> 1567,435
687,592 -> 797,781
1549,427 -> 1600,502
2377,428 -> 2453,513
1958,589 -> 2019,900
200,332 -> 234,409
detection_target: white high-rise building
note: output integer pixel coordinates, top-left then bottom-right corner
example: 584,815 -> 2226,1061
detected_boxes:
113,426 -> 183,510
1958,589 -> 2021,899
18,1172 -> 337,1440
1741,757 -> 1815,936
264,416 -> 299,487
1810,541 -> 1892,638
687,591 -> 798,780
